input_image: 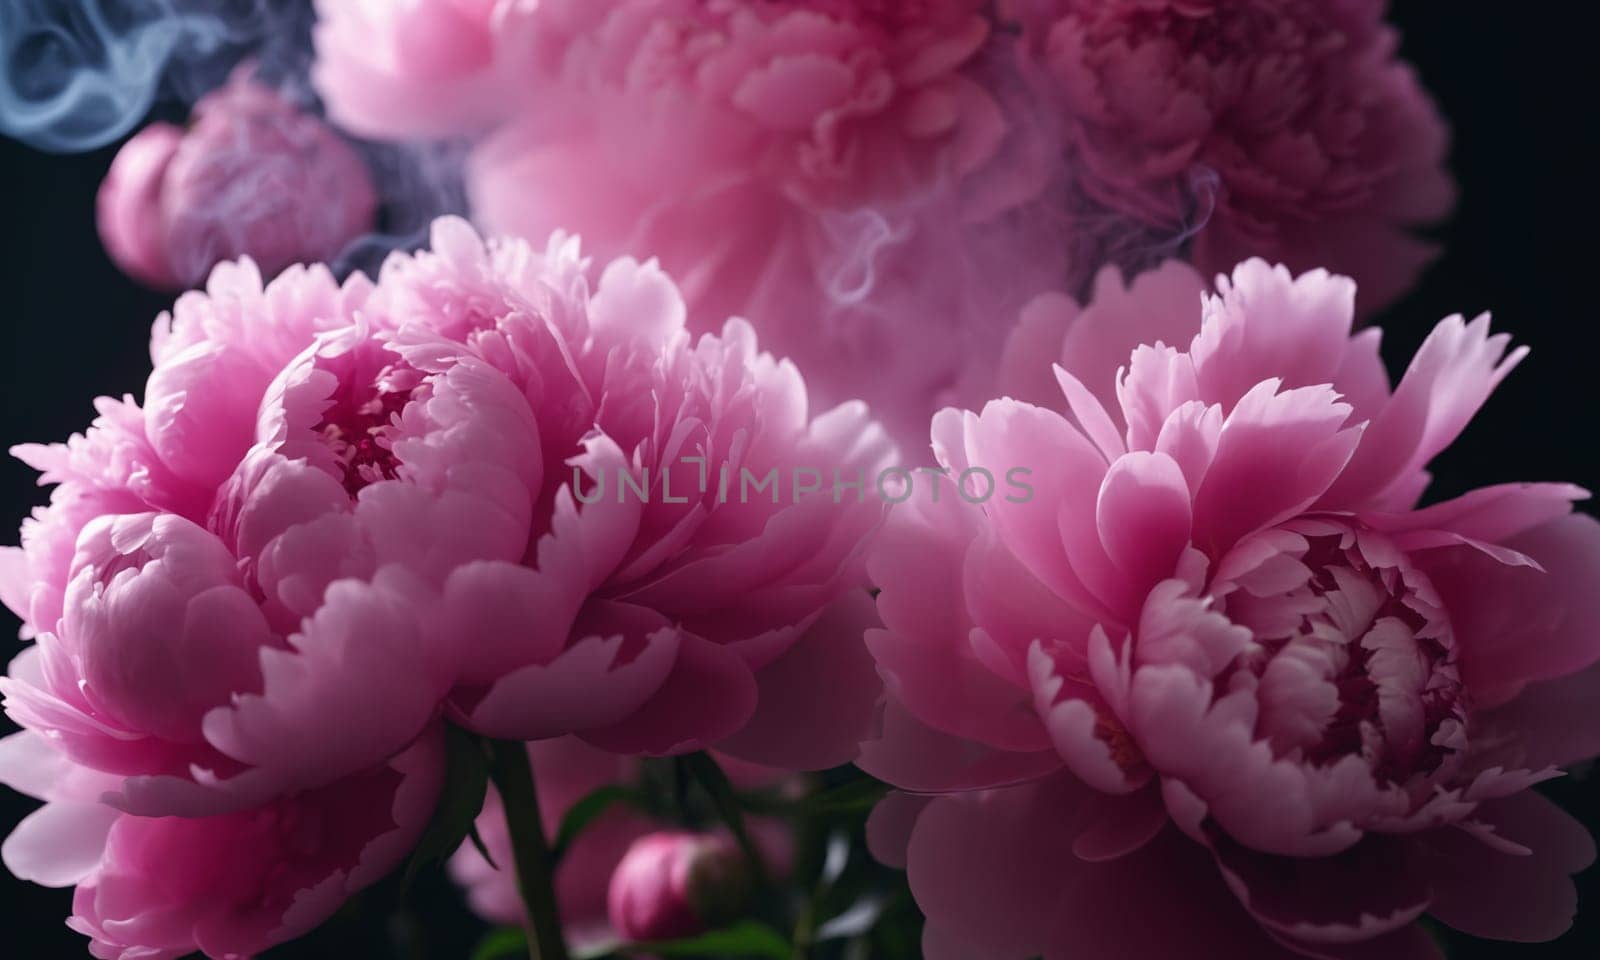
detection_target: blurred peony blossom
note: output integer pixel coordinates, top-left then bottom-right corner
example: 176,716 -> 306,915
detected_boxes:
1005,0 -> 1454,313
312,1 -> 1454,446
96,68 -> 378,292
312,0 -> 541,141
862,259 -> 1600,958
317,0 -> 1074,449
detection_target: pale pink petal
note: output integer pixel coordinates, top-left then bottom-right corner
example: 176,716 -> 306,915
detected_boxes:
1362,482 -> 1587,544
2,801 -> 118,888
1054,262 -> 1209,421
1323,314 -> 1525,510
1190,260 -> 1361,414
200,569 -> 449,796
441,560 -> 583,687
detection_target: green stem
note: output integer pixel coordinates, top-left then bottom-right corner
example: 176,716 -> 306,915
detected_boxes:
681,752 -> 770,889
487,739 -> 571,960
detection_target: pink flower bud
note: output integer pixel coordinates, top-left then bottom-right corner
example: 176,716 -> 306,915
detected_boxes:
96,69 -> 378,291
95,122 -> 184,290
606,831 -> 749,942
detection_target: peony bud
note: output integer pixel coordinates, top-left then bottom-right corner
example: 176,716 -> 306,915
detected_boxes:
95,122 -> 184,289
606,831 -> 749,942
96,67 -> 377,291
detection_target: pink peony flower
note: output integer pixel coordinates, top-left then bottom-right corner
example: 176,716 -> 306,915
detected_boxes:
1007,0 -> 1454,313
0,727 -> 444,960
342,218 -> 892,764
3,216 -> 886,831
96,68 -> 378,291
449,738 -> 791,948
861,258 -> 1600,958
404,0 -> 1072,447
0,259 -> 393,817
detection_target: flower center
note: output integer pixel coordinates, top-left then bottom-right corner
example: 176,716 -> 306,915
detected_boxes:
1219,529 -> 1467,789
313,376 -> 412,497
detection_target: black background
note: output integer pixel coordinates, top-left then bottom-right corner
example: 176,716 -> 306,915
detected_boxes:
2,4 -> 1598,957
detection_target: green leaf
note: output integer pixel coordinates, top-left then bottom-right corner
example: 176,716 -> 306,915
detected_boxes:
467,821 -> 498,870
626,921 -> 793,959
552,785 -> 639,861
472,926 -> 529,960
402,724 -> 490,893
798,778 -> 890,817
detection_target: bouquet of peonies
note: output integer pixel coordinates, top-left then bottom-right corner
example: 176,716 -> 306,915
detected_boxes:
1,2 -> 1596,959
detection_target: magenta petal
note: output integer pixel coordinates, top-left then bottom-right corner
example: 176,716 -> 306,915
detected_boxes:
1071,784 -> 1169,862
858,700 -> 1062,793
1210,833 -> 1430,947
922,923 -> 995,960
867,791 -> 932,870
959,399 -> 1116,620
996,292 -> 1081,408
906,778 -> 1087,960
1189,260 -> 1360,416
1472,659 -> 1600,771
96,122 -> 183,290
1190,380 -> 1361,554
465,628 -> 680,741
1423,513 -> 1600,704
1417,791 -> 1594,943
1096,451 -> 1192,599
713,591 -> 883,770
868,487 -> 1056,753
1043,830 -> 1300,960
580,634 -> 757,756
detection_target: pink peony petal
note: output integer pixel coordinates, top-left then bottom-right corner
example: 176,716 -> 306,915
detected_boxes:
2,801 -> 118,888
857,700 -> 1062,793
1423,513 -> 1600,705
581,634 -> 758,756
1190,380 -> 1362,554
866,791 -> 933,871
714,591 -> 884,770
906,777 -> 1087,960
465,625 -> 681,742
1323,314 -> 1525,511
1417,791 -> 1594,943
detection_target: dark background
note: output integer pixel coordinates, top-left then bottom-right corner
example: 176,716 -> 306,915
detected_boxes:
2,4 -> 1598,957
